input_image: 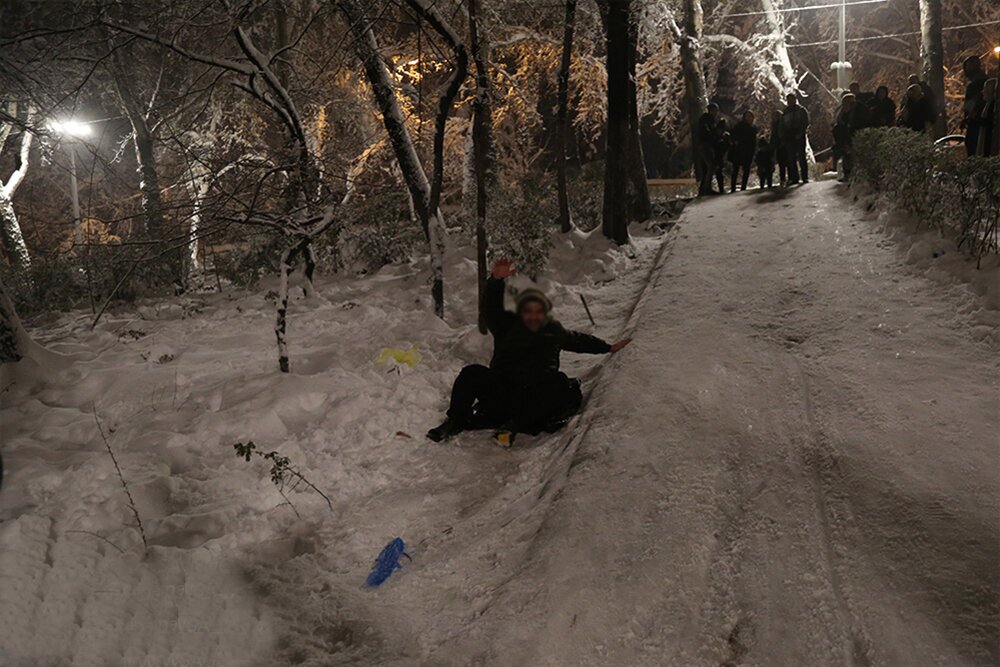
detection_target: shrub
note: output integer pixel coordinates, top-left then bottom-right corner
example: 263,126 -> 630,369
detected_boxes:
852,128 -> 999,265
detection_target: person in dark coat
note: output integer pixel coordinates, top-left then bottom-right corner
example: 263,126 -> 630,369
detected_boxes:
729,110 -> 758,192
907,74 -> 939,128
898,84 -> 936,134
780,93 -> 811,184
427,258 -> 631,445
962,55 -> 988,157
832,94 -> 869,180
849,82 -> 875,109
713,119 -> 731,194
696,103 -> 721,196
869,85 -> 896,127
769,109 -> 787,186
977,77 -> 997,156
755,137 -> 775,189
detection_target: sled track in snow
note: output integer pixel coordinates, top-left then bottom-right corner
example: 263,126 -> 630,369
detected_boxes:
791,356 -> 874,667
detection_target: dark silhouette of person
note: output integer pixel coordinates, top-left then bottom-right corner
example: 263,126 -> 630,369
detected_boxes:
898,84 -> 936,134
907,74 -> 939,130
729,110 -> 758,192
849,81 -> 875,109
713,119 -> 731,194
780,93 -> 810,184
755,137 -> 775,188
769,109 -> 787,186
833,93 -> 869,180
696,103 -> 721,196
962,56 -> 988,156
869,85 -> 897,127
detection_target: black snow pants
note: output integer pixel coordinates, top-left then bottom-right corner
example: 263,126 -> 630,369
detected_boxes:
447,364 -> 582,434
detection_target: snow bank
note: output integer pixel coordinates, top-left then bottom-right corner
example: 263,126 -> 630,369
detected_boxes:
0,229 -> 664,666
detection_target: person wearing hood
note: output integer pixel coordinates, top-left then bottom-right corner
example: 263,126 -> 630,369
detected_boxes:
427,258 -> 632,445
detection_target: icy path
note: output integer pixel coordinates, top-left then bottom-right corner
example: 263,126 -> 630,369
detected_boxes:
440,183 -> 999,666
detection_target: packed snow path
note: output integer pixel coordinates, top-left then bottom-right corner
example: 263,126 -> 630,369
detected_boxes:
446,183 -> 999,666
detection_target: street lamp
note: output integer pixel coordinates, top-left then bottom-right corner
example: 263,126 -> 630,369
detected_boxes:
47,119 -> 92,245
830,0 -> 853,97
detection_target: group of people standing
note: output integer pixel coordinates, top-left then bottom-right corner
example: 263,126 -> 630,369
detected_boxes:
696,92 -> 812,197
833,55 -> 997,178
696,55 -> 997,196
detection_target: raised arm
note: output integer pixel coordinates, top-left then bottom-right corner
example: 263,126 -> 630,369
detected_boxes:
484,259 -> 517,336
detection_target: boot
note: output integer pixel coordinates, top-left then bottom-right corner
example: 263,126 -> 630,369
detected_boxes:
494,422 -> 517,448
427,419 -> 463,442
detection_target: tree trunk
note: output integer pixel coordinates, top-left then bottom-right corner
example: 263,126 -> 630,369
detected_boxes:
675,0 -> 710,183
0,276 -> 28,363
625,12 -> 652,222
759,0 -> 814,161
919,0 -> 947,138
601,0 -> 631,245
108,43 -> 179,283
468,0 -> 494,334
338,0 -> 446,317
0,106 -> 34,273
555,0 -> 577,233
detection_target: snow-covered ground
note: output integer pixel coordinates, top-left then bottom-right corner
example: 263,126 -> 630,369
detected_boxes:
2,181 -> 998,666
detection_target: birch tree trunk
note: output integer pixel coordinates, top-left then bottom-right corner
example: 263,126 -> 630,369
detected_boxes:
759,0 -> 814,160
0,106 -> 34,273
338,0 -> 446,317
919,0 -> 947,137
555,0 -> 577,233
468,0 -> 493,333
601,0 -> 631,245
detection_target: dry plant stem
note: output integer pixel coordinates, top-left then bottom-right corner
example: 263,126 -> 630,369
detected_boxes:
93,404 -> 149,553
66,529 -> 126,554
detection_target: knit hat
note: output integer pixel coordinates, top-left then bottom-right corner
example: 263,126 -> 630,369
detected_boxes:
515,288 -> 552,314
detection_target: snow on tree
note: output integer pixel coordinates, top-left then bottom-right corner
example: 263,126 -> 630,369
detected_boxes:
0,103 -> 35,273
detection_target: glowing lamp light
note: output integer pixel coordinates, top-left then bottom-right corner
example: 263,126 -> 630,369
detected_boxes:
48,119 -> 93,137
994,46 -> 1000,54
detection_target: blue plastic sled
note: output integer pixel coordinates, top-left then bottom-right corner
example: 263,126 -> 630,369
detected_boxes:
366,537 -> 410,587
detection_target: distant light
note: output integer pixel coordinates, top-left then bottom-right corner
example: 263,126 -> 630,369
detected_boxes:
994,45 -> 1000,54
48,119 -> 92,137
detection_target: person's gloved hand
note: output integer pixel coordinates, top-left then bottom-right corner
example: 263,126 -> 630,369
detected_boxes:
609,338 -> 633,353
491,258 -> 517,279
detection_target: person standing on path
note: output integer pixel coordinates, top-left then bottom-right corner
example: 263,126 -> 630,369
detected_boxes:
781,93 -> 810,185
696,103 -> 721,196
729,110 -> 758,192
769,109 -> 788,186
832,93 -> 869,180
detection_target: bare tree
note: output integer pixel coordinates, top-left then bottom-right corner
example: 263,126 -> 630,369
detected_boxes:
554,0 -> 577,233
669,0 -> 709,184
0,103 -> 35,273
337,0 -> 449,317
601,0 -> 632,245
919,0 -> 947,138
467,0 -> 493,333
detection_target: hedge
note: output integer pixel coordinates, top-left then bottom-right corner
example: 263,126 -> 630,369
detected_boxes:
851,127 -> 999,266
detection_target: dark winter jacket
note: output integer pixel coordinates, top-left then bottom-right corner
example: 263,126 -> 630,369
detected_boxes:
899,97 -> 935,133
484,278 -> 610,386
963,74 -> 987,129
869,97 -> 897,128
729,120 -> 758,164
780,105 -> 810,143
755,141 -> 775,172
833,103 -> 869,155
696,112 -> 717,151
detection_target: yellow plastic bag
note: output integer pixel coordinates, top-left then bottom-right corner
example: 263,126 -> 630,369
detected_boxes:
375,343 -> 421,368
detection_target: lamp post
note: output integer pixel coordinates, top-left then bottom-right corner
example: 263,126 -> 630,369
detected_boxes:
830,0 -> 853,98
47,119 -> 92,245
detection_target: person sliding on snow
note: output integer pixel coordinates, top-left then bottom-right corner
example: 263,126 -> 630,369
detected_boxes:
427,258 -> 632,446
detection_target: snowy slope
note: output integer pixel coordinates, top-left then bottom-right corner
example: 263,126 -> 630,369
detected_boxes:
2,180 -> 997,667
433,182 -> 999,666
0,228 -> 661,666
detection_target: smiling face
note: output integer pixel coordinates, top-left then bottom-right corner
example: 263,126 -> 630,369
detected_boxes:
518,300 -> 548,332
